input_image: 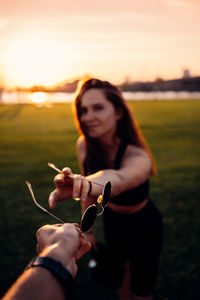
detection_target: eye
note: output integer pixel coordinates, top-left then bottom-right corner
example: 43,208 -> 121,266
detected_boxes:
93,104 -> 104,111
80,107 -> 88,115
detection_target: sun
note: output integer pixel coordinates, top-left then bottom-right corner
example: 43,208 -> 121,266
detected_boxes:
31,92 -> 47,103
3,34 -> 74,87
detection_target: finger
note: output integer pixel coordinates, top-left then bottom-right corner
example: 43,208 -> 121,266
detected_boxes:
72,223 -> 81,232
36,243 -> 41,254
51,224 -> 63,227
72,175 -> 82,200
62,223 -> 80,236
75,241 -> 91,260
36,224 -> 55,240
48,190 -> 59,209
36,228 -> 41,240
62,167 -> 72,176
36,225 -> 48,240
36,225 -> 57,251
54,174 -> 65,186
72,223 -> 80,227
62,223 -> 82,248
72,223 -> 84,238
80,179 -> 90,202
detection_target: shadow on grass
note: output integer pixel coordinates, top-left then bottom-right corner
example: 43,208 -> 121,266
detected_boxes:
0,104 -> 25,120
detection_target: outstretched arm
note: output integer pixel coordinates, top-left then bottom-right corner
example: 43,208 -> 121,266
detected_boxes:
48,139 -> 152,209
2,223 -> 91,300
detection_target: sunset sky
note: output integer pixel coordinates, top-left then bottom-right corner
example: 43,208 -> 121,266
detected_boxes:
0,0 -> 199,88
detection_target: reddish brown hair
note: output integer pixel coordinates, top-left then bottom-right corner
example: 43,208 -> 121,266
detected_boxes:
73,77 -> 156,175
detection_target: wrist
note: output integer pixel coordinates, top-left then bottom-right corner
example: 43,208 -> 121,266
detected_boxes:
25,256 -> 74,296
86,176 -> 102,197
40,244 -> 76,277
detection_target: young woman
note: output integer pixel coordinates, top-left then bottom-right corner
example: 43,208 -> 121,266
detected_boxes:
48,78 -> 163,300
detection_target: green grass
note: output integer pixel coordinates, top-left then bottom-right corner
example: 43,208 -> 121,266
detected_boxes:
0,100 -> 200,299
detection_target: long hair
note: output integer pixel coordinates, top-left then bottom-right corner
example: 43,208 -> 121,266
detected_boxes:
73,77 -> 156,175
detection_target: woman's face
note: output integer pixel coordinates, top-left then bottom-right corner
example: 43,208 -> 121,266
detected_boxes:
79,88 -> 121,139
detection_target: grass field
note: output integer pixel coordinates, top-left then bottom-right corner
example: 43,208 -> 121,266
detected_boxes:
0,100 -> 200,299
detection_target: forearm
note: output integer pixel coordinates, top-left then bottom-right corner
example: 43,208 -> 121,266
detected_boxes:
86,162 -> 150,198
2,223 -> 91,300
2,267 -> 66,300
3,235 -> 77,300
86,169 -> 122,197
80,170 -> 116,213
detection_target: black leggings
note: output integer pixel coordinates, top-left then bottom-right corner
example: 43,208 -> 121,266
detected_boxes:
103,200 -> 163,297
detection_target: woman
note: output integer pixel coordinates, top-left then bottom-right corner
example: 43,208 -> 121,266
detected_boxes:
49,78 -> 163,300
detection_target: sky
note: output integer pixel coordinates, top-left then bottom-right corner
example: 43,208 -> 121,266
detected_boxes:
0,0 -> 199,88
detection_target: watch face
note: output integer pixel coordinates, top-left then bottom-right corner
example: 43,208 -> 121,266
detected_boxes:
80,204 -> 97,232
102,181 -> 111,207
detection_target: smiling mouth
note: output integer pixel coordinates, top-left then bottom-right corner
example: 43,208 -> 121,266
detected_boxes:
86,124 -> 99,128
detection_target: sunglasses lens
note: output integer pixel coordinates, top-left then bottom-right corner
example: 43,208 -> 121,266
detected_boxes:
80,204 -> 97,232
102,180 -> 111,207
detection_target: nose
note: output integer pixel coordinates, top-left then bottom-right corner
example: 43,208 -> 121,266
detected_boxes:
81,109 -> 95,122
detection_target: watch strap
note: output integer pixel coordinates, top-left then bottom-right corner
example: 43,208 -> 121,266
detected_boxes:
25,256 -> 74,296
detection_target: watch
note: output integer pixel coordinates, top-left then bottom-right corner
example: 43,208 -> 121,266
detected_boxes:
25,256 -> 74,296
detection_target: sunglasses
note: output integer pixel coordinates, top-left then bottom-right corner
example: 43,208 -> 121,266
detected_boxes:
26,163 -> 111,232
78,180 -> 111,232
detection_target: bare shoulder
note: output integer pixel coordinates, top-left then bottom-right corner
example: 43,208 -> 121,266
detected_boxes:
76,135 -> 87,163
76,135 -> 85,149
123,144 -> 151,165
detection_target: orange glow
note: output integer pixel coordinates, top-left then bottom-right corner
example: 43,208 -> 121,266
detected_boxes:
31,92 -> 47,103
3,35 -> 74,87
0,0 -> 200,87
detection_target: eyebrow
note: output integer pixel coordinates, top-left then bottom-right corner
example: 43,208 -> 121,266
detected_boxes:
80,102 -> 105,109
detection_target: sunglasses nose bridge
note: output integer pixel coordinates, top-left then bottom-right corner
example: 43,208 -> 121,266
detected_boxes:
96,207 -> 104,216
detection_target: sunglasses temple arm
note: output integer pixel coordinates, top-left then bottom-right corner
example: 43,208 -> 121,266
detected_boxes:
26,181 -> 65,224
48,162 -> 104,187
43,210 -> 65,224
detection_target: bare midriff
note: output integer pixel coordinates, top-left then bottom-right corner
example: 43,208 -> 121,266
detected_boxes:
107,198 -> 148,214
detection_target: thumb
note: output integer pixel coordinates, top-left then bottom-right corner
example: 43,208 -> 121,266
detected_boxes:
48,190 -> 58,209
75,242 -> 91,260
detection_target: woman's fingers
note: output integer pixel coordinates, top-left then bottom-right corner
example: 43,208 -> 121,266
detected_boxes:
54,173 -> 66,186
50,166 -> 91,206
48,190 -> 59,209
62,167 -> 73,177
80,179 -> 90,202
72,174 -> 82,200
54,172 -> 73,189
71,175 -> 91,202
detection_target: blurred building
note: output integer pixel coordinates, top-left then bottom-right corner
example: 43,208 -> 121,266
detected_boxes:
183,69 -> 191,79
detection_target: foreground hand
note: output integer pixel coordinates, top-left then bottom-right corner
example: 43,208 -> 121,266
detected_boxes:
36,223 -> 91,277
48,167 -> 91,209
84,231 -> 97,250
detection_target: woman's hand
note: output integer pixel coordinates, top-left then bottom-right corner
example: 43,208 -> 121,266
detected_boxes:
48,167 -> 91,209
36,223 -> 91,278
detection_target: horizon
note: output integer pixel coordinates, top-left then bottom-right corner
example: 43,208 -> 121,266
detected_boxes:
0,0 -> 200,88
1,73 -> 199,92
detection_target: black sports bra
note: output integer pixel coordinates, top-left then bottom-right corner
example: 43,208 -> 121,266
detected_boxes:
110,141 -> 149,206
83,141 -> 149,206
